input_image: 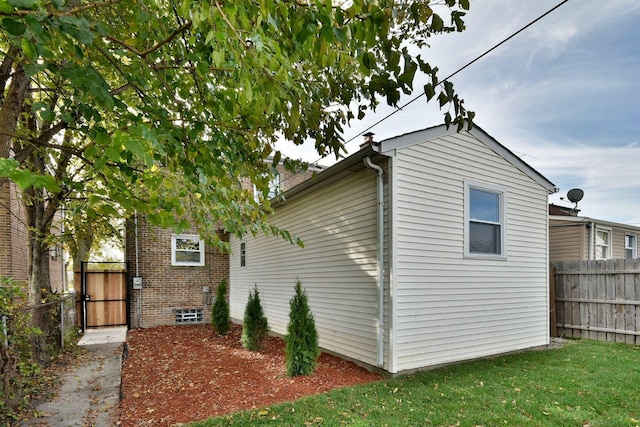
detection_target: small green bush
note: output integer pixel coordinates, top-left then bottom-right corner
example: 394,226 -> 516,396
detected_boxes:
211,279 -> 230,335
285,279 -> 320,376
0,278 -> 47,420
240,286 -> 268,351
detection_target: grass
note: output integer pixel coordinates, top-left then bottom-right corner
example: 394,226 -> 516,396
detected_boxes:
191,339 -> 640,427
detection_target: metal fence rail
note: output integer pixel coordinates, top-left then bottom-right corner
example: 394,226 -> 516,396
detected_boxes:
1,292 -> 78,353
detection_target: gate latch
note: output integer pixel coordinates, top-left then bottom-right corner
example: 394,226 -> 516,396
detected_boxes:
83,294 -> 91,301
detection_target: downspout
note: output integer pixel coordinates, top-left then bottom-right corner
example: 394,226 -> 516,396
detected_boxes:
134,210 -> 142,326
134,210 -> 140,277
588,221 -> 594,260
363,156 -> 384,368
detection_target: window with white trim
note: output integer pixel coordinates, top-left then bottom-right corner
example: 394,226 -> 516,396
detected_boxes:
465,182 -> 506,258
253,174 -> 280,202
625,234 -> 637,259
171,234 -> 205,266
595,228 -> 611,260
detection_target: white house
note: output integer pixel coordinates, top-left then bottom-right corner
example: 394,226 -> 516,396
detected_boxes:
229,124 -> 557,375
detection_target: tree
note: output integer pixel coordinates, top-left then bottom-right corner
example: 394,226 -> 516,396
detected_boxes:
241,286 -> 268,351
211,278 -> 230,335
1,0 -> 473,307
285,279 -> 320,376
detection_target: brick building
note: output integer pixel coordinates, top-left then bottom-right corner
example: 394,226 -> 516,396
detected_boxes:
124,162 -> 321,328
0,179 -> 65,296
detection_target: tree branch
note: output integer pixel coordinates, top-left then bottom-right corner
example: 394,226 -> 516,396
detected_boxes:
0,128 -> 85,162
105,21 -> 192,58
214,0 -> 250,48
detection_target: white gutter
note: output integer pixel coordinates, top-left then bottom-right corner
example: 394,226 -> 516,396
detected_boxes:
363,156 -> 384,368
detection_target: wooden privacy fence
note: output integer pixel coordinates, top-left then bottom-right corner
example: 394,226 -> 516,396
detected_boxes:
552,259 -> 640,345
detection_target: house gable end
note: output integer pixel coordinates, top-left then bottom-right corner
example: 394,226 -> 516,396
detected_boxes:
379,124 -> 557,194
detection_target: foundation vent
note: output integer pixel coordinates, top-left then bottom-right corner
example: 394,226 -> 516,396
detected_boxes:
175,309 -> 203,324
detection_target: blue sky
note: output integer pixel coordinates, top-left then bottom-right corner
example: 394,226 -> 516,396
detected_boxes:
278,1 -> 640,226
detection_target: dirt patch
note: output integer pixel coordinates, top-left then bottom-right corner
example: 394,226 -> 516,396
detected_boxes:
118,324 -> 382,426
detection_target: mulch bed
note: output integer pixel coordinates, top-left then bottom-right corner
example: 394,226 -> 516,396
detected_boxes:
118,324 -> 382,426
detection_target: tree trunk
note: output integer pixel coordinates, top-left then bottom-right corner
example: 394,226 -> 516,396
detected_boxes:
0,63 -> 28,158
72,234 -> 94,272
25,186 -> 53,306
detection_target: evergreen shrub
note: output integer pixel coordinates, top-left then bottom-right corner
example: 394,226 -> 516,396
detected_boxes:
240,286 -> 268,351
285,279 -> 320,376
211,279 -> 230,335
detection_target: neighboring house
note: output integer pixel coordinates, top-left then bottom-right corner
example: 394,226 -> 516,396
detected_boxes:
228,124 -> 557,375
549,204 -> 640,261
0,179 -> 65,294
124,163 -> 320,328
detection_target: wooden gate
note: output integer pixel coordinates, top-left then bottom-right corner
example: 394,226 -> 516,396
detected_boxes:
75,262 -> 129,331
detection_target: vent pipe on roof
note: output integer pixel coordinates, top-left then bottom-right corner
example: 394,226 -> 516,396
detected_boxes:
360,132 -> 376,148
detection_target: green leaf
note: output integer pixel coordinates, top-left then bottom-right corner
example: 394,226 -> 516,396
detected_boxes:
11,170 -> 36,189
94,156 -> 107,171
424,83 -> 436,101
361,52 -> 376,71
0,1 -> 15,13
0,158 -> 20,176
2,17 -> 26,35
34,175 -> 61,192
105,144 -> 123,161
438,92 -> 449,108
21,38 -> 37,60
7,0 -> 38,9
39,109 -> 55,122
74,44 -> 84,59
431,14 -> 444,32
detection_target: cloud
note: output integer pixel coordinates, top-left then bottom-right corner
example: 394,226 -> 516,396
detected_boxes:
519,140 -> 640,225
277,0 -> 640,227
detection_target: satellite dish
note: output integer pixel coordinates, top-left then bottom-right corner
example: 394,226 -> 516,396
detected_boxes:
567,188 -> 584,204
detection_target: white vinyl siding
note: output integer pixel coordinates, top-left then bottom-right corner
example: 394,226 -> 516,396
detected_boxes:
389,132 -> 549,371
229,169 -> 381,367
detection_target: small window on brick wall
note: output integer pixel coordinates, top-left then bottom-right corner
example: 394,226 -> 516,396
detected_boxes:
175,309 -> 203,323
171,234 -> 205,266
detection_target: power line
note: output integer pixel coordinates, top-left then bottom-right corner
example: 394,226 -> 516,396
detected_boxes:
281,0 -> 571,181
341,0 -> 571,149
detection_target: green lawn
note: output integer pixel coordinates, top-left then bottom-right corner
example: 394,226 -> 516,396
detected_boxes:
192,339 -> 640,427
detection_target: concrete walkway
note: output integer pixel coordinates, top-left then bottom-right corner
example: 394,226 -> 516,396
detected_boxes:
19,327 -> 127,427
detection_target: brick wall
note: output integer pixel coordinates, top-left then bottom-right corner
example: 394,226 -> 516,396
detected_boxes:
124,164 -> 316,328
125,215 -> 229,328
0,180 -> 28,285
278,164 -> 318,191
1,180 -> 66,294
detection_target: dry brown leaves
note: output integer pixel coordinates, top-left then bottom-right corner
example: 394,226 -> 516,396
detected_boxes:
118,324 -> 382,426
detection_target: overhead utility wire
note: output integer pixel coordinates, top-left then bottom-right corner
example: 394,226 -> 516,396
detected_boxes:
339,0 -> 571,150
286,0 -> 570,177
277,0 -> 571,190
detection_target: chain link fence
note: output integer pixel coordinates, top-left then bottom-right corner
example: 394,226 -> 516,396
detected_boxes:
1,289 -> 78,418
